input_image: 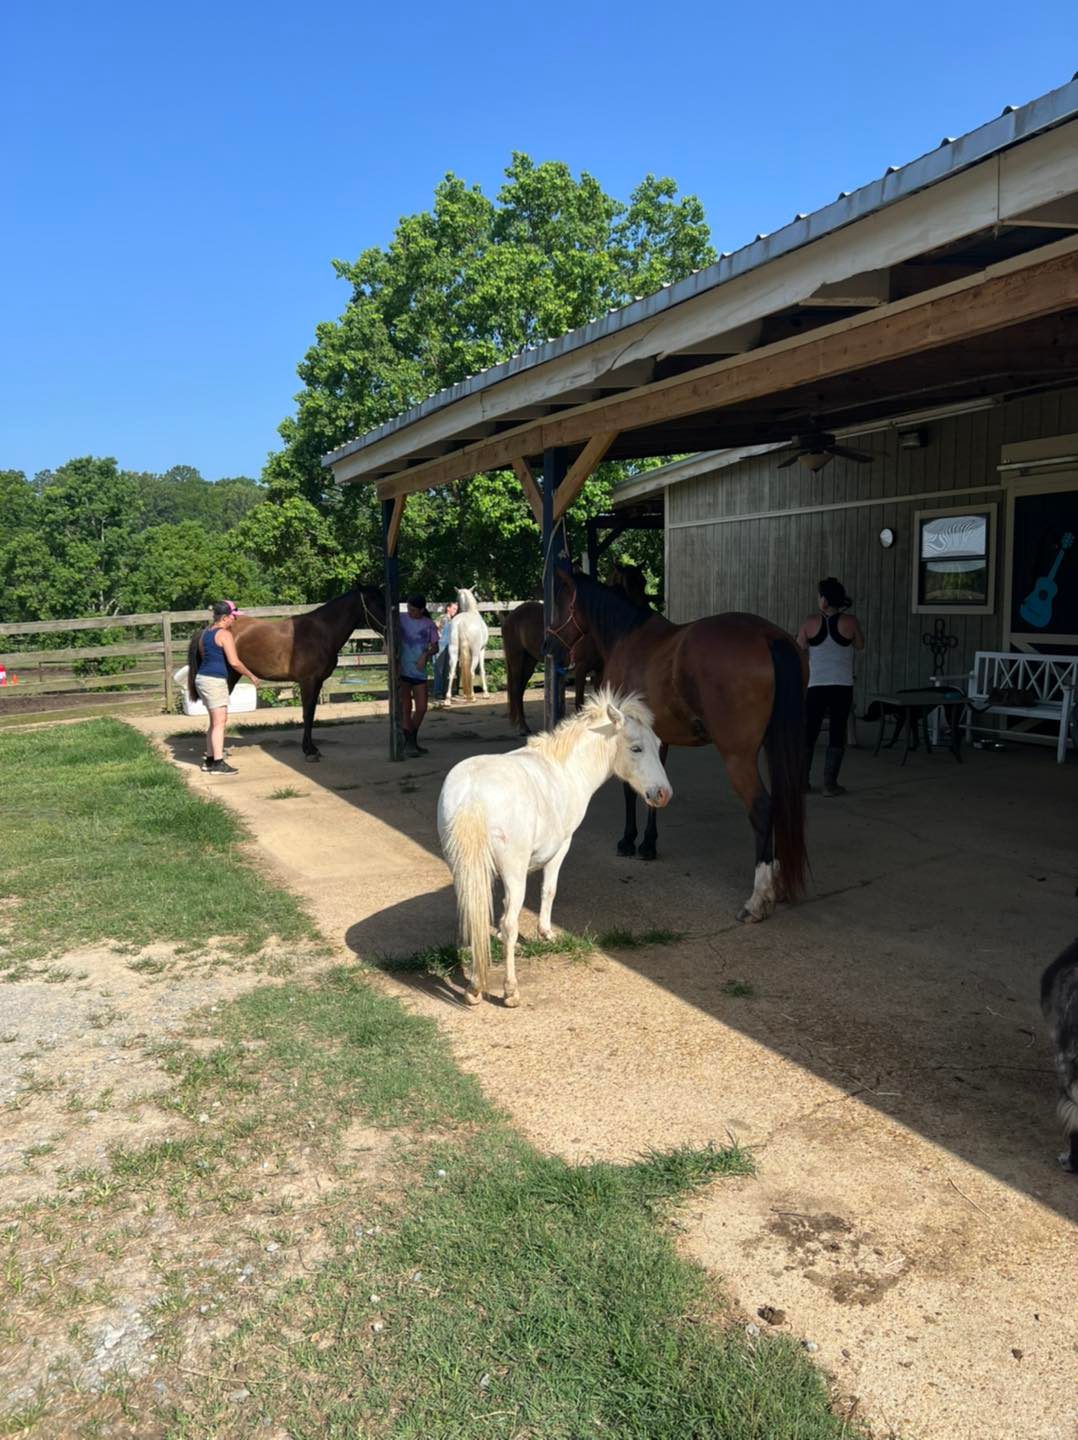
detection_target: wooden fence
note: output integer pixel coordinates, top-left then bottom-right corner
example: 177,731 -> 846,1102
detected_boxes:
0,601 -> 527,724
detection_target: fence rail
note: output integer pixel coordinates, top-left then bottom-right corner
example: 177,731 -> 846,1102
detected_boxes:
0,600 -> 527,720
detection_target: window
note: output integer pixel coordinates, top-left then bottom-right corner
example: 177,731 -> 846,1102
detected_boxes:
912,504 -> 996,615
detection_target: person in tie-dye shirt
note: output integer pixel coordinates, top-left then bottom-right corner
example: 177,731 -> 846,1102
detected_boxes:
398,595 -> 439,757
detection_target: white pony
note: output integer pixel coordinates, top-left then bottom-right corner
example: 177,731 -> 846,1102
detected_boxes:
445,587 -> 489,703
437,688 -> 672,1007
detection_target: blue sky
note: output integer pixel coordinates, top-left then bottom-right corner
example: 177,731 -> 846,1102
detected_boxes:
2,2 -> 1074,482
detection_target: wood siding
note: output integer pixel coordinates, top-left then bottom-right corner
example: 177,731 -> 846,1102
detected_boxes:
666,386 -> 1078,708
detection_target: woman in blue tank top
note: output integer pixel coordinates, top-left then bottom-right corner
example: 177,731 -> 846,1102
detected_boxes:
796,577 -> 865,796
193,601 -> 261,774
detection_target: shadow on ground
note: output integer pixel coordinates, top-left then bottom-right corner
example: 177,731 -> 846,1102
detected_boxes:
167,697 -> 1078,1222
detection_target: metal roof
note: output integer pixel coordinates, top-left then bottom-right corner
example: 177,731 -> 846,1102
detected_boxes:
324,75 -> 1078,472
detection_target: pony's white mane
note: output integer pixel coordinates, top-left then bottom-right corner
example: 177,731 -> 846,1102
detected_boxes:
456,587 -> 480,612
526,685 -> 653,762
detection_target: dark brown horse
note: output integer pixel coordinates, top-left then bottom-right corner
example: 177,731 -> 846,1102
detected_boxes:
503,564 -> 650,734
552,571 -> 807,922
187,584 -> 386,761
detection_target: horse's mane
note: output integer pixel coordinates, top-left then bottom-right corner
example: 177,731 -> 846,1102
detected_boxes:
526,685 -> 653,763
571,572 -> 652,650
457,587 -> 479,612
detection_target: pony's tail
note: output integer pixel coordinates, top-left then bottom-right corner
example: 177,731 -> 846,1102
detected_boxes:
186,629 -> 203,701
458,626 -> 474,701
443,803 -> 494,996
766,639 -> 808,900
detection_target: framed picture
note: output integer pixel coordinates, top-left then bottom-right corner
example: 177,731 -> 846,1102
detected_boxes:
911,504 -> 996,615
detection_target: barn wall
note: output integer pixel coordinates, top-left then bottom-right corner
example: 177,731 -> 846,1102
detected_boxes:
666,386 -> 1078,708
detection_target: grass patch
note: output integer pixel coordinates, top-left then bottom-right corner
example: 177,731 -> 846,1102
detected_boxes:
0,719 -> 315,967
377,927 -> 687,978
597,925 -> 688,949
267,785 -> 304,800
721,979 -> 756,998
144,974 -> 855,1439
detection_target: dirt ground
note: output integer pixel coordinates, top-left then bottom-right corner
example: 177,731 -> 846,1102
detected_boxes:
131,696 -> 1078,1440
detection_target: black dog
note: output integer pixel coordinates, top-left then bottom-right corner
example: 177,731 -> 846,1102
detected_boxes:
1041,938 -> 1078,1173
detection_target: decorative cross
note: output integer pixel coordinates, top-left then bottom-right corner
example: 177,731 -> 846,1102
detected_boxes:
922,617 -> 959,675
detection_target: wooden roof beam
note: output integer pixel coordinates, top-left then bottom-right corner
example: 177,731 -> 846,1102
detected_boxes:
369,236 -> 1078,501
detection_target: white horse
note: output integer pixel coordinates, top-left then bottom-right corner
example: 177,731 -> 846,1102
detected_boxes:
445,587 -> 490,703
437,688 -> 672,1007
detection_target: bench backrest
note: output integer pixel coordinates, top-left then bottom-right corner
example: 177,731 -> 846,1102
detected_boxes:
970,651 -> 1078,705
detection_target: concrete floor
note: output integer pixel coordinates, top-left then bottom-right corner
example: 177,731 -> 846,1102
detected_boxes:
142,696 -> 1078,1440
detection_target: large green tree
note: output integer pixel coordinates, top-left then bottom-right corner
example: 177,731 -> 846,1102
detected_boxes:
266,156 -> 715,596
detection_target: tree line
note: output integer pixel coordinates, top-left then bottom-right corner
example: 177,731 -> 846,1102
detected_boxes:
4,156 -> 716,624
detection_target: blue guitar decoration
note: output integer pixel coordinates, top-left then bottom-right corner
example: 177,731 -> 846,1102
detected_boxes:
1020,532 -> 1074,629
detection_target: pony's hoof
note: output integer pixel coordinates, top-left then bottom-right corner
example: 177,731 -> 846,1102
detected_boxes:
537,926 -> 554,941
1058,1152 -> 1077,1172
503,991 -> 520,1008
639,844 -> 657,862
464,988 -> 482,1006
304,752 -> 321,763
736,906 -> 763,925
616,839 -> 637,857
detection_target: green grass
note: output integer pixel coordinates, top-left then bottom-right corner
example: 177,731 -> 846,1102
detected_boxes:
267,785 -> 304,800
141,971 -> 854,1440
0,719 -> 314,968
721,980 -> 756,998
377,927 -> 687,978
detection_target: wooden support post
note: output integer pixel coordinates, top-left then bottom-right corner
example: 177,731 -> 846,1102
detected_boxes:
512,457 -> 543,524
161,613 -> 174,712
382,498 -> 404,761
542,447 -> 570,732
552,431 -> 618,520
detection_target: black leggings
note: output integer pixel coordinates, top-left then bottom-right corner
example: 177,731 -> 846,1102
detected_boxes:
806,685 -> 852,752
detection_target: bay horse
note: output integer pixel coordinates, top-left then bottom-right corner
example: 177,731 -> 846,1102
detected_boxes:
503,564 -> 651,734
186,583 -> 386,761
551,571 -> 807,922
438,687 -> 671,1007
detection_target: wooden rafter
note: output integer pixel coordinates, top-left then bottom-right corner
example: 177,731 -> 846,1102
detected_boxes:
552,432 -> 619,520
371,237 -> 1078,502
512,457 -> 543,524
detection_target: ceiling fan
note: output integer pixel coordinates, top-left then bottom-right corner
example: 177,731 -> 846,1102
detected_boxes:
775,431 -> 874,472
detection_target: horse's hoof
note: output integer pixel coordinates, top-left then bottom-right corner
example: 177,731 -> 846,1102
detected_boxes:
736,906 -> 762,925
616,840 -> 637,857
304,752 -> 321,763
464,988 -> 482,1007
639,844 -> 657,862
503,992 -> 520,1009
537,927 -> 554,941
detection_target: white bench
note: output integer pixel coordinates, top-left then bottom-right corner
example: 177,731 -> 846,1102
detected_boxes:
934,652 -> 1077,763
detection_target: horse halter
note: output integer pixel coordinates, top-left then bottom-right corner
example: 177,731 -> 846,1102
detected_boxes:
546,589 -> 588,662
357,589 -> 385,636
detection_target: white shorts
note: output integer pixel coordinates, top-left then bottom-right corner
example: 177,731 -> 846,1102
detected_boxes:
195,675 -> 230,710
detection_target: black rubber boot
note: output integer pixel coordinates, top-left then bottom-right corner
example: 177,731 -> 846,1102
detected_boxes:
823,746 -> 847,797
401,730 -> 421,759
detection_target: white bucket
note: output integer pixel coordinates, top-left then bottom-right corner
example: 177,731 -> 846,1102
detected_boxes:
173,665 -> 258,716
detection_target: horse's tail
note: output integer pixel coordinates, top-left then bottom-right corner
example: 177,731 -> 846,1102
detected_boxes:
503,614 -> 523,726
186,629 -> 204,701
766,638 -> 808,901
443,801 -> 494,996
458,623 -> 474,700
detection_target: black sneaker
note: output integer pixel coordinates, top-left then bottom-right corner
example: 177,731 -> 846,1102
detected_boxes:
200,756 -> 214,772
208,759 -> 238,774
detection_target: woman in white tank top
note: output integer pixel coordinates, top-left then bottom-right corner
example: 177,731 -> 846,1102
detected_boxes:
796,577 -> 865,796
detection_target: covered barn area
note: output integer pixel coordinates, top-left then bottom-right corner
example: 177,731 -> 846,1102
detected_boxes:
307,78 -> 1078,1439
